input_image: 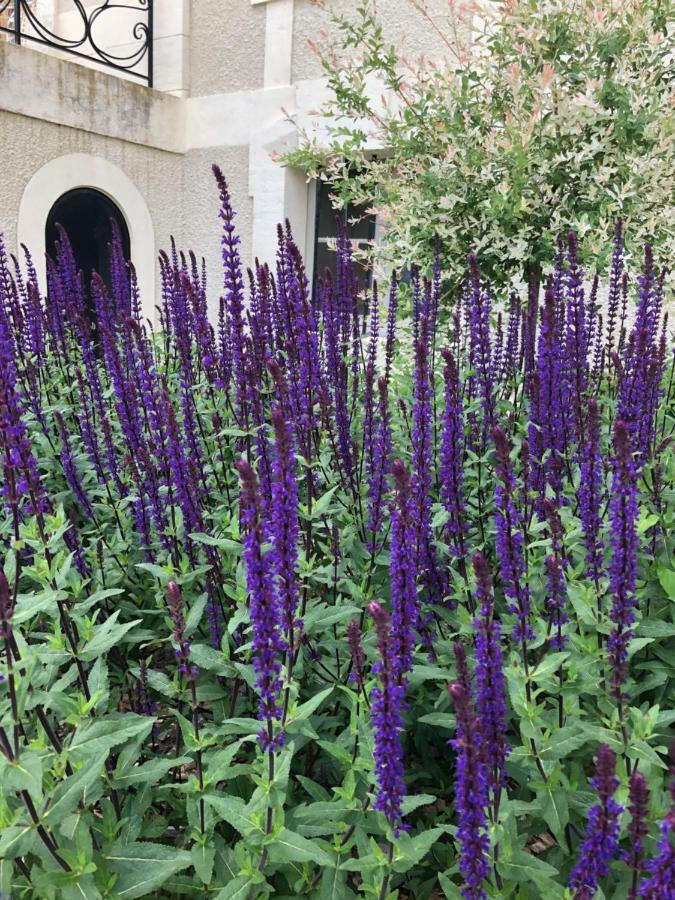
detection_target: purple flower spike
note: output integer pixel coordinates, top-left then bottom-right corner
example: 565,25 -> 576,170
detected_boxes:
390,460 -> 419,681
440,348 -> 467,561
237,458 -> 287,751
270,406 -> 300,642
639,742 -> 675,899
625,771 -> 650,899
544,554 -> 569,650
569,745 -> 623,899
369,600 -> 407,834
578,398 -> 604,587
449,680 -> 490,900
472,552 -> 509,792
493,426 -> 533,644
607,420 -> 640,701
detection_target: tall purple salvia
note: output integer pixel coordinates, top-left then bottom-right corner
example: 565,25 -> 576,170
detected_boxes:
440,348 -> 467,564
467,254 -> 495,437
493,426 -> 533,645
568,745 -> 623,899
237,458 -> 287,750
367,377 -> 392,550
369,600 -> 407,834
606,221 -> 624,363
544,554 -> 569,650
607,420 -> 640,702
624,771 -> 650,899
55,412 -> 93,519
411,319 -> 447,604
472,552 -> 509,793
449,679 -> 490,900
384,273 -> 399,386
530,279 -> 566,505
389,459 -> 419,681
564,232 -> 588,448
270,406 -> 300,645
639,744 -> 675,899
578,398 -> 604,589
213,165 -> 248,418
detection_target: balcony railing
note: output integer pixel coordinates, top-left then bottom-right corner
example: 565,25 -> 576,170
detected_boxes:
0,0 -> 153,85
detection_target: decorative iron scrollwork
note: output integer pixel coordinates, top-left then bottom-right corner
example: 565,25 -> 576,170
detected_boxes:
0,0 -> 153,85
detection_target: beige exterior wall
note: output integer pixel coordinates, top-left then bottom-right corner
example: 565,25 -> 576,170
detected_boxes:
189,0 -> 266,96
291,0 -> 455,83
0,0 -> 467,322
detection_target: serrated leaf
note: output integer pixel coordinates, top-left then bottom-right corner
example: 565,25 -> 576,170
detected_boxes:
79,612 -> 141,660
190,532 -> 242,554
319,865 -> 358,900
393,826 -> 447,872
204,793 -> 258,836
42,753 -> 107,827
499,849 -> 559,881
113,756 -> 189,787
105,841 -> 192,898
267,828 -> 334,866
214,874 -> 263,900
287,686 -> 333,728
68,716 -> 154,763
540,726 -> 587,761
192,843 -> 216,884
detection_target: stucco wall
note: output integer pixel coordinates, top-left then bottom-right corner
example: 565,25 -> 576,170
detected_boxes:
189,0 -> 266,96
291,0 -> 455,83
0,109 -> 254,319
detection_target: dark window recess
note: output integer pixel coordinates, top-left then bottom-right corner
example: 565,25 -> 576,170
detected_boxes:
45,188 -> 130,317
313,180 -> 376,296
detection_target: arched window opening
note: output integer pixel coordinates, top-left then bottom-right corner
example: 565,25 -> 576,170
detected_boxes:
45,187 -> 131,317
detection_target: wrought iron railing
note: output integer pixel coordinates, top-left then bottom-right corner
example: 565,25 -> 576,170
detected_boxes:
0,0 -> 153,85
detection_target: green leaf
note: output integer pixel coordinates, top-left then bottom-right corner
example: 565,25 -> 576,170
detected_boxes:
267,828 -> 334,866
192,843 -> 216,884
214,875 -> 263,900
204,793 -> 258,836
105,841 -> 192,898
287,686 -> 333,728
13,588 -> 66,625
319,865 -> 358,900
540,726 -> 587,761
68,716 -> 154,763
79,612 -> 141,660
190,532 -> 242,554
417,713 -> 455,730
540,787 -> 569,840
393,827 -> 447,872
637,512 -> 660,535
530,653 -> 569,681
657,565 -> 675,600
42,754 -> 107,827
400,794 -> 436,815
499,850 -> 560,882
113,756 -> 190,788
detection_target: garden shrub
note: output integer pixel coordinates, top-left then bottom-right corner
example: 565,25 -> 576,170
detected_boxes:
286,0 -> 674,296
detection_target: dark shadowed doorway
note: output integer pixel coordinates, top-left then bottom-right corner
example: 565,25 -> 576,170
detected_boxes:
45,188 -> 130,297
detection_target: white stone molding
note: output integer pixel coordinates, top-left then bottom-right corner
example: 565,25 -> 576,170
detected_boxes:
17,153 -> 157,322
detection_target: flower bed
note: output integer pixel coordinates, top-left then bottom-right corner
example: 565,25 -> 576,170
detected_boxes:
0,168 -> 673,898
